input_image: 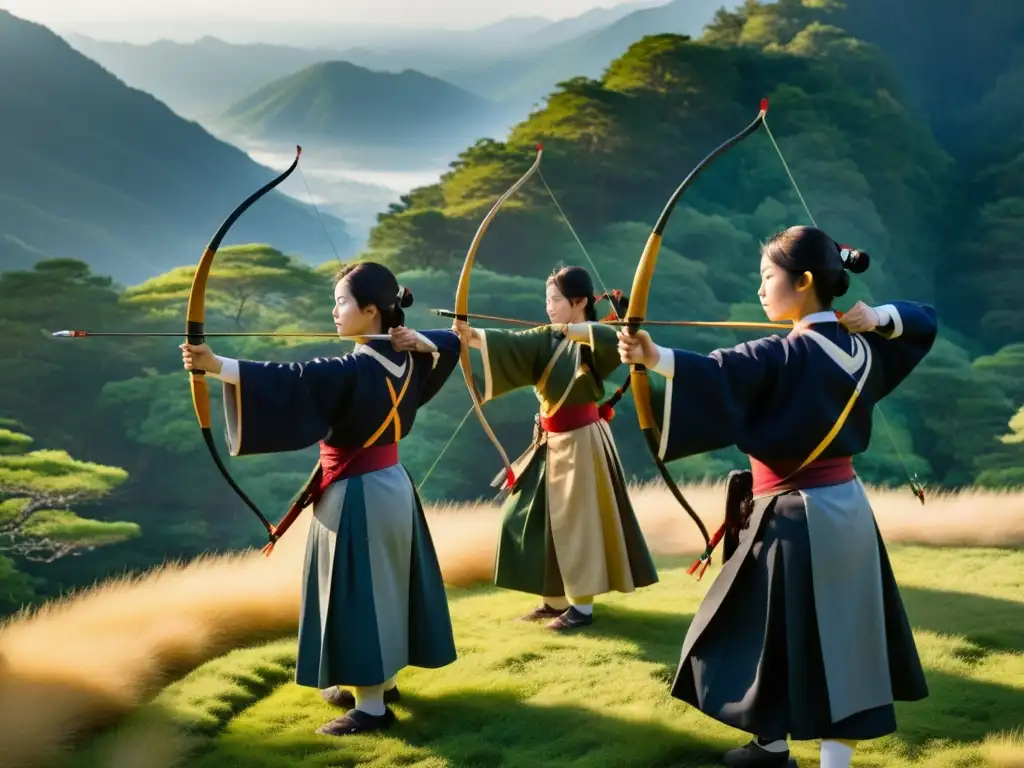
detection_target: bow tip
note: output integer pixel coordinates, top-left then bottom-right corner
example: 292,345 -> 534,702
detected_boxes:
296,145 -> 302,156
759,97 -> 769,114
535,142 -> 543,152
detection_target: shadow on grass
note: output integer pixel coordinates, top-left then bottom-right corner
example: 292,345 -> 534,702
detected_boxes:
187,687 -> 731,768
901,586 -> 1024,654
575,590 -> 1024,752
889,668 -> 1024,758
582,603 -> 693,685
149,668 -> 1024,768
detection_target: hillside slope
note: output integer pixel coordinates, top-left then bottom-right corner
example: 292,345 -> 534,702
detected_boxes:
219,61 -> 499,159
64,3 -> 666,116
66,34 -> 334,119
0,11 -> 352,283
441,0 -> 725,104
2,484 -> 1022,768
70,542 -> 1024,768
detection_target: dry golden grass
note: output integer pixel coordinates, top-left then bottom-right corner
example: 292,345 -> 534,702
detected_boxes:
0,481 -> 1021,767
431,480 -> 1024,579
984,729 -> 1024,768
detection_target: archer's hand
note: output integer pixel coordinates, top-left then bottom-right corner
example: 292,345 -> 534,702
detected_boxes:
838,301 -> 880,333
389,326 -> 422,352
616,329 -> 658,368
451,320 -> 479,346
180,343 -> 221,374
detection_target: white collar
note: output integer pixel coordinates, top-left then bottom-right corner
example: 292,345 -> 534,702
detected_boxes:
354,343 -> 407,378
794,310 -> 839,328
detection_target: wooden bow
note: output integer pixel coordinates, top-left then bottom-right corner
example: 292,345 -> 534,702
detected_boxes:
185,146 -> 302,544
451,145 -> 544,491
624,100 -> 771,552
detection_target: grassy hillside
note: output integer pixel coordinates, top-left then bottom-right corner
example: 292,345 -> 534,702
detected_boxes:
64,550 -> 1024,767
1,483 -> 1022,768
0,10 -> 353,283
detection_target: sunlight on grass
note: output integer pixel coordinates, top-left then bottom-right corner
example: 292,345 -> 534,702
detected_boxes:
0,482 -> 1020,767
70,547 -> 1024,768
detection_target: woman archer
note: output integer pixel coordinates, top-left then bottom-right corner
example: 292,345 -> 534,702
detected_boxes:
453,265 -> 659,631
181,261 -> 462,737
617,226 -> 934,768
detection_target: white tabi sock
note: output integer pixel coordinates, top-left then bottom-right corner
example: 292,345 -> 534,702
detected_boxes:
543,596 -> 569,611
353,683 -> 387,716
569,601 -> 594,616
820,740 -> 854,768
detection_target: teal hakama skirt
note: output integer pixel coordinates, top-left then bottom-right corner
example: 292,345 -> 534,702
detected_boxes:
295,464 -> 457,688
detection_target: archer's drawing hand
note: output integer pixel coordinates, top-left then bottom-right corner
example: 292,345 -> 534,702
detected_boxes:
389,326 -> 422,352
616,329 -> 658,367
838,301 -> 879,333
180,343 -> 222,374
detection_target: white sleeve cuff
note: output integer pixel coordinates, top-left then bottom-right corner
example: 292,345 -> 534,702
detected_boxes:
561,322 -> 592,344
412,331 -> 438,352
210,356 -> 240,384
651,344 -> 675,378
873,304 -> 903,338
413,330 -> 440,369
477,330 -> 494,403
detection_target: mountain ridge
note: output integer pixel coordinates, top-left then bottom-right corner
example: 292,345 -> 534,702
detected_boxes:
0,10 -> 353,283
217,60 -> 503,164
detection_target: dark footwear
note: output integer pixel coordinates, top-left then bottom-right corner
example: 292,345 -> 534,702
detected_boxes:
519,603 -> 567,621
320,686 -> 401,709
315,707 -> 396,736
545,606 -> 593,631
722,740 -> 792,767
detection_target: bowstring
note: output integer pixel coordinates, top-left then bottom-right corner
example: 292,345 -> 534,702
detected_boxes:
762,116 -> 923,497
416,161 -> 616,493
538,170 -> 620,319
416,402 -> 476,494
297,162 -> 344,264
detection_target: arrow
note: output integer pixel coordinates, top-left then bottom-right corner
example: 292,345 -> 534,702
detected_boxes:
51,330 -> 392,340
430,309 -> 790,331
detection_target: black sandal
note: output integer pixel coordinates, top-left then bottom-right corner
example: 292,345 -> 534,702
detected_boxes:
545,606 -> 594,631
315,708 -> 396,737
722,740 -> 794,767
519,603 -> 567,621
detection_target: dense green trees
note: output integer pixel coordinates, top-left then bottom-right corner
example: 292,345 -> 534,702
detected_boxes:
0,0 -> 1021,614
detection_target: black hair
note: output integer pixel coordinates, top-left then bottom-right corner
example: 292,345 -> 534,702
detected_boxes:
761,225 -> 870,307
547,264 -> 632,395
546,264 -> 630,321
334,261 -> 413,332
547,265 -> 597,320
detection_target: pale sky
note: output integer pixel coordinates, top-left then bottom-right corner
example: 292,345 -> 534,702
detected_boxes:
2,0 -> 641,29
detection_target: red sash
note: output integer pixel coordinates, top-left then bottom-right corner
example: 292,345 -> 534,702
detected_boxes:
262,441 -> 399,555
318,442 -> 399,496
750,455 -> 855,497
539,402 -> 614,433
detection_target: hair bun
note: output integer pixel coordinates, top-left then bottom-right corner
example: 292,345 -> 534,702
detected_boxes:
397,286 -> 414,308
839,245 -> 870,274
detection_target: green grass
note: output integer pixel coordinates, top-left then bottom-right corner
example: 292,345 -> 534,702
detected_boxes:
72,546 -> 1024,767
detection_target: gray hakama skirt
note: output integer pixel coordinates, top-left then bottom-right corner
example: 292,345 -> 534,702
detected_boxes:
671,478 -> 929,740
294,464 -> 457,688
